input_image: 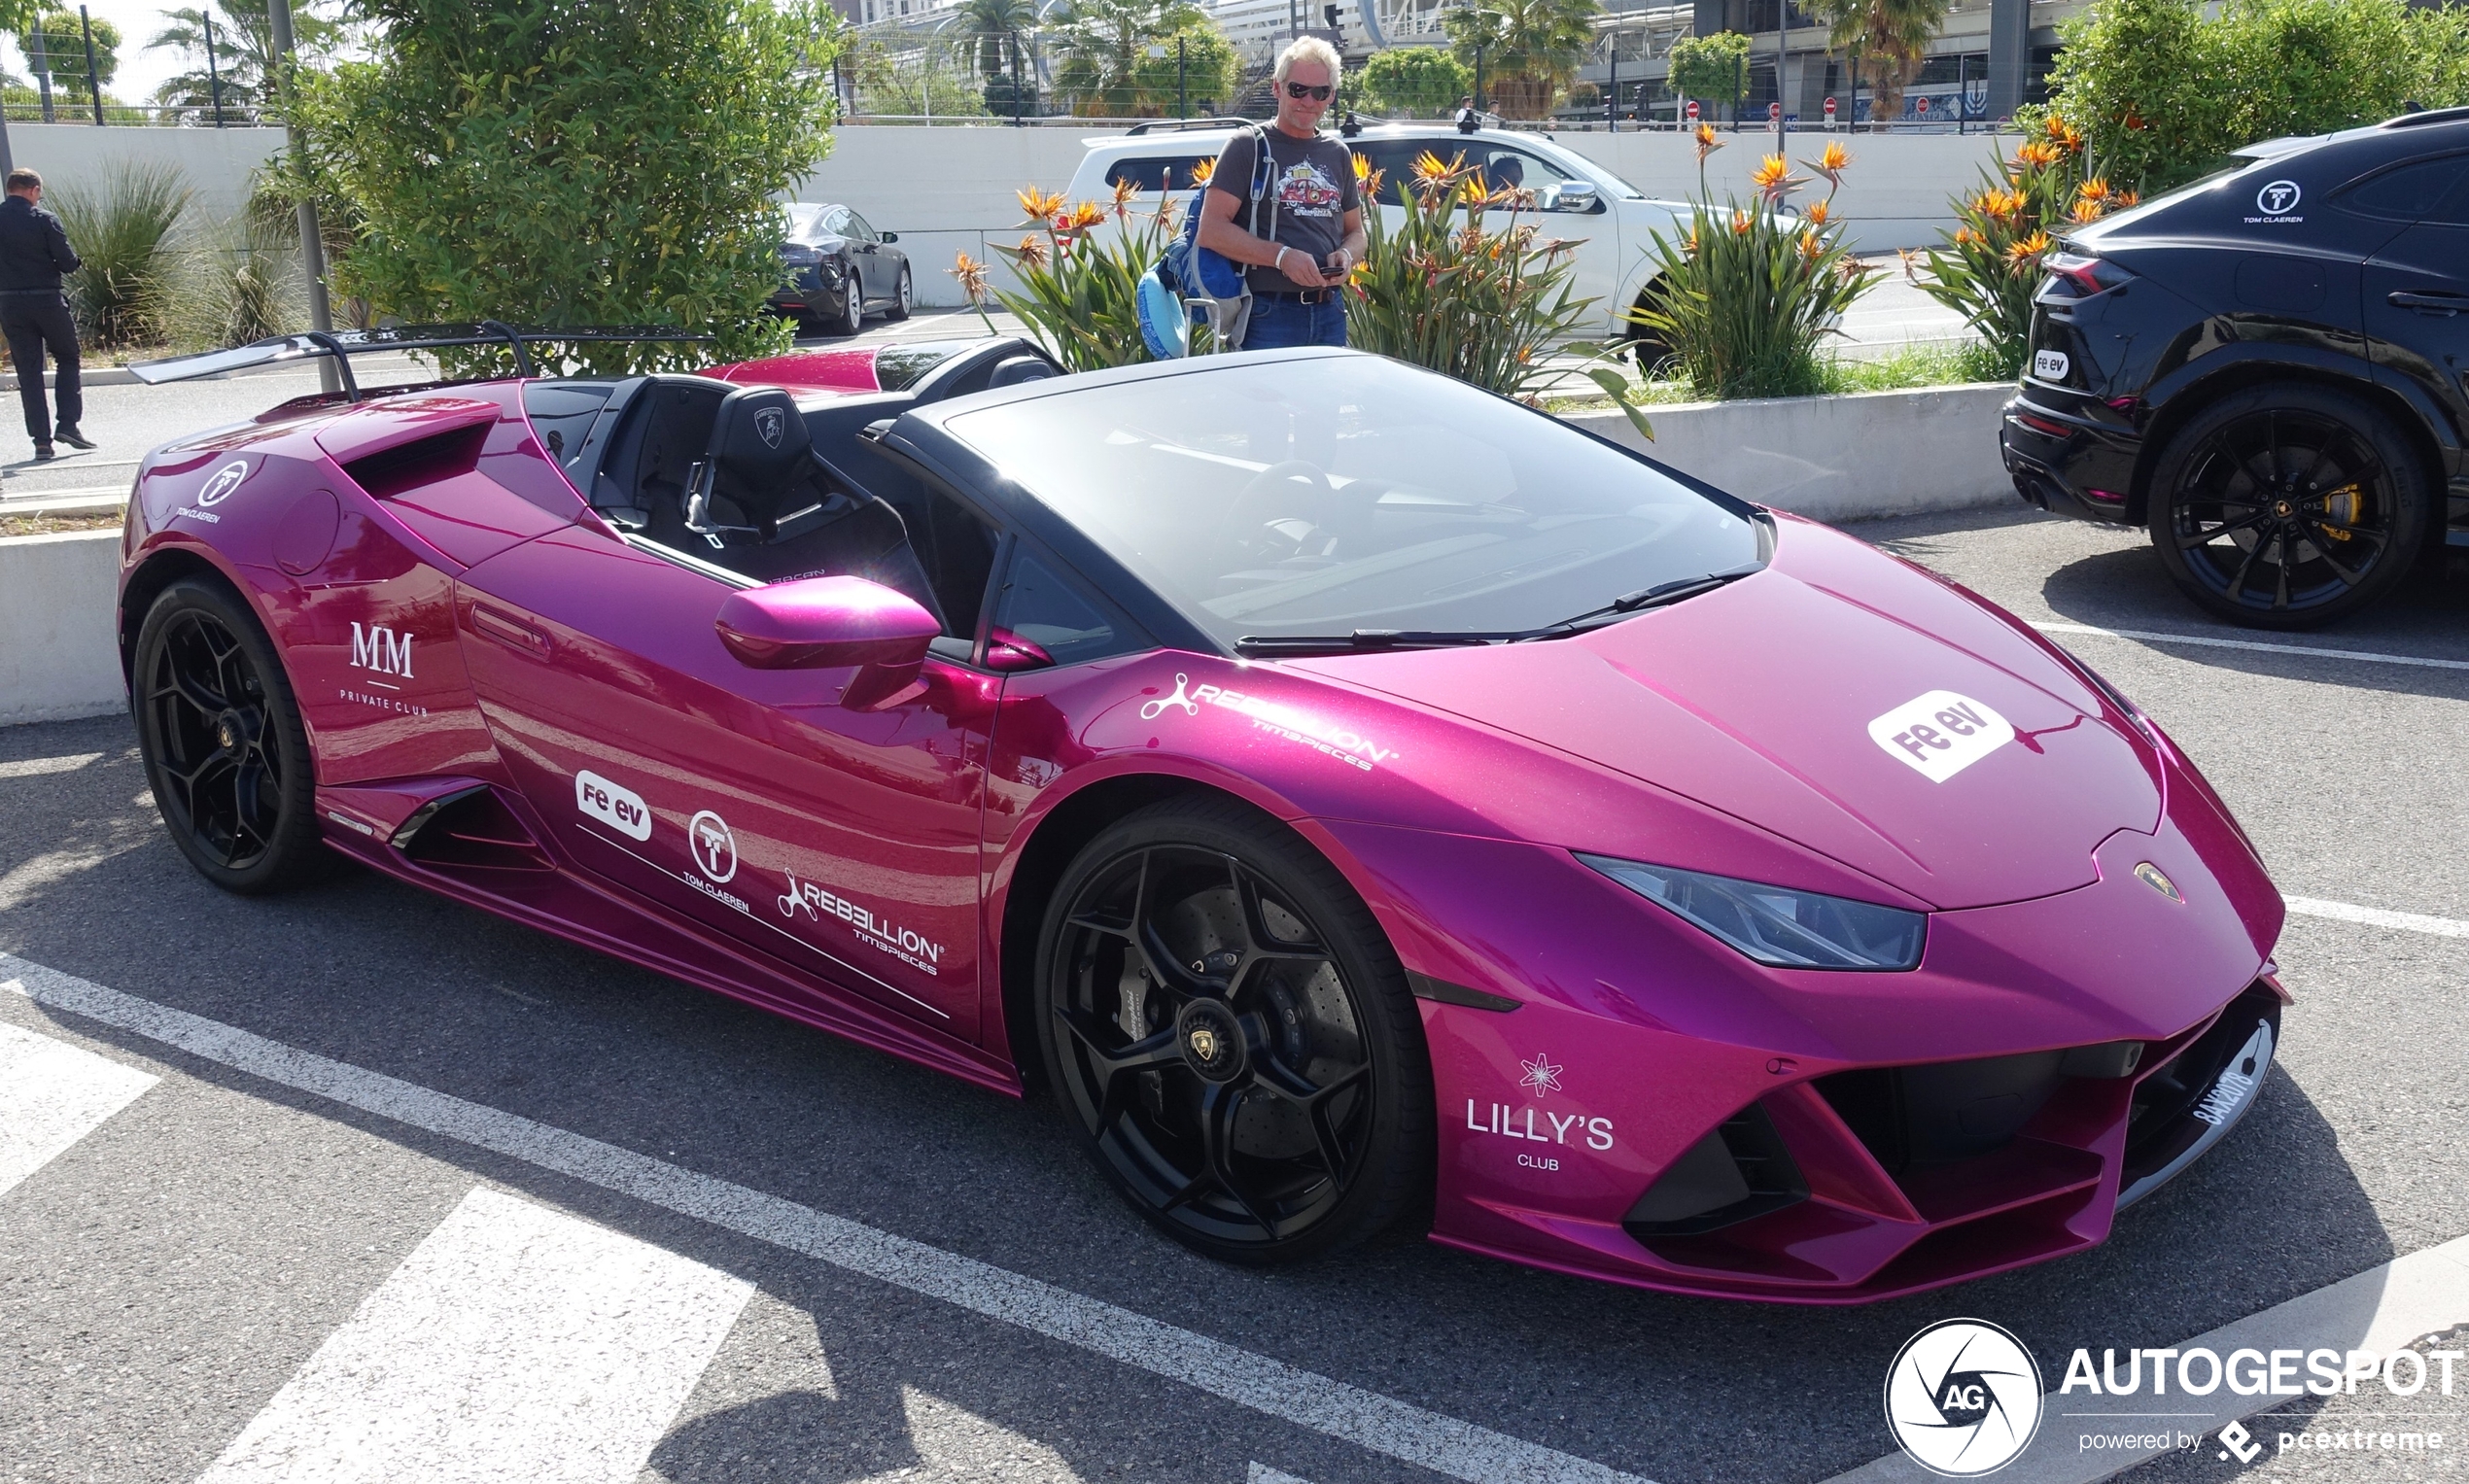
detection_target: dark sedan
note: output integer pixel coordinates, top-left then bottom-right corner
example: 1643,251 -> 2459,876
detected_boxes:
2000,108 -> 2469,628
773,202 -> 913,338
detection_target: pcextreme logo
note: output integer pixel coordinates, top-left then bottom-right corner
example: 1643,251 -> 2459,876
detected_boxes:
1885,1319 -> 2045,1476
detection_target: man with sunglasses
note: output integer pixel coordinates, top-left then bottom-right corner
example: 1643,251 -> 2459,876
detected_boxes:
1196,37 -> 1365,350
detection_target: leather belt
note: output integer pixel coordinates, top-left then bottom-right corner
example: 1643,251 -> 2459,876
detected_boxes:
1256,288 -> 1337,304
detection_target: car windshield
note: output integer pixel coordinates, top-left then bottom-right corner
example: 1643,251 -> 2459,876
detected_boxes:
943,356 -> 1761,648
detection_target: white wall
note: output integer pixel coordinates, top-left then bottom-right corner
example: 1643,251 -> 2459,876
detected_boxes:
5,122 -> 287,224
0,530 -> 125,725
792,124 -> 2011,307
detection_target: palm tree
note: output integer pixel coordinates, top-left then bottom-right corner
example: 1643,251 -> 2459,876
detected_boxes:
146,0 -> 341,120
1801,0 -> 1948,127
942,0 -> 1041,82
1049,0 -> 1202,117
1444,0 -> 1600,120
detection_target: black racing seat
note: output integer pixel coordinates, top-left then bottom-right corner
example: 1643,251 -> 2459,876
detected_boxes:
681,385 -> 940,605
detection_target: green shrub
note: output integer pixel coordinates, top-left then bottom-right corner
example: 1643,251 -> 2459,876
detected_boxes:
1358,47 -> 1469,117
2040,0 -> 2469,194
287,0 -> 835,373
171,217 -> 305,351
1345,149 -> 1593,401
1625,133 -> 1874,401
52,161 -> 192,349
1663,31 -> 1751,113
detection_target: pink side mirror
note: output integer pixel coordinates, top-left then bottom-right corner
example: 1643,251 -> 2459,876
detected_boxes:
983,627 -> 1054,673
714,575 -> 940,671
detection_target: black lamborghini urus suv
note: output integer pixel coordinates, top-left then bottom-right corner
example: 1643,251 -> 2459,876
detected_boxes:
2000,108 -> 2469,628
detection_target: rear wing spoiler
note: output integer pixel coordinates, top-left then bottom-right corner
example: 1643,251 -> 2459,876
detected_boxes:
127,323 -> 713,401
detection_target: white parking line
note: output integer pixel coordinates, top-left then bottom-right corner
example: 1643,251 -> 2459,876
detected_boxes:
0,752 -> 103,779
2031,620 -> 2469,673
196,1186 -> 750,1484
1821,1232 -> 2469,1482
0,954 -> 1648,1484
0,1020 -> 158,1198
2284,896 -> 2469,940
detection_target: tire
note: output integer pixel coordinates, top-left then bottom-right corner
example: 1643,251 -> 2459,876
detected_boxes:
131,576 -> 323,893
833,270 -> 865,337
2147,382 -> 2431,629
1623,285 -> 1673,375
886,265 -> 913,321
1034,797 -> 1434,1264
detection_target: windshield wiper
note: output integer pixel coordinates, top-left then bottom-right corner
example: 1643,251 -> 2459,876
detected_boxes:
1531,562 -> 1765,636
1234,629 -> 1526,658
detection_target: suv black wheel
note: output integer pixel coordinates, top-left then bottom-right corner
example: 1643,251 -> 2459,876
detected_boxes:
2148,383 -> 2431,629
1035,798 -> 1433,1264
132,577 -> 322,892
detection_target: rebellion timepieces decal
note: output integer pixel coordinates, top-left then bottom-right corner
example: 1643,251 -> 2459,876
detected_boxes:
778,874 -> 948,978
1140,673 -> 1398,772
565,768 -> 951,1019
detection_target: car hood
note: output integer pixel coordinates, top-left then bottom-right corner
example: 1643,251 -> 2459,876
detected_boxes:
1293,517 -> 2162,912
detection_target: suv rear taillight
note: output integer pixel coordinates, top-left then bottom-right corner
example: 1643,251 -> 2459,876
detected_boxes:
2043,251 -> 2135,297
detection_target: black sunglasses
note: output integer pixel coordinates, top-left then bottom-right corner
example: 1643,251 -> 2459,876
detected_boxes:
1283,82 -> 1333,100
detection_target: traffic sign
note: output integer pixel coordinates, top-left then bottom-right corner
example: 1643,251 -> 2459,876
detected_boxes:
1686,99 -> 1700,121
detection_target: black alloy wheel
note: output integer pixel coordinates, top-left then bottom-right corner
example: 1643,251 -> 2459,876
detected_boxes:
1036,799 -> 1432,1263
2149,384 -> 2431,629
887,265 -> 913,321
132,577 -> 321,892
833,266 -> 866,337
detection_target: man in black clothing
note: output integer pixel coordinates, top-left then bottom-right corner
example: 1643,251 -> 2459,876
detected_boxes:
0,169 -> 90,461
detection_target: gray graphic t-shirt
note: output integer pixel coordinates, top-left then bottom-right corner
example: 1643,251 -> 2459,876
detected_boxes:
1209,125 -> 1360,293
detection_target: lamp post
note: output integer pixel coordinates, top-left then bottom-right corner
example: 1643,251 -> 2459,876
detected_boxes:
80,7 -> 103,127
1773,0 -> 1786,154
30,26 -> 52,123
267,0 -> 339,393
1178,34 -> 1187,120
204,14 -> 225,126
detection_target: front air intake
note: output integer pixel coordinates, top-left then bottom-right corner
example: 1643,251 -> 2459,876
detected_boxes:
1624,1103 -> 1808,1238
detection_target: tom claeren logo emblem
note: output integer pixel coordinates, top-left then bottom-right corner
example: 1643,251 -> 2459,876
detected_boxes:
195,458 -> 251,506
1885,1319 -> 2044,1476
687,810 -> 738,883
2255,179 -> 2302,215
753,407 -> 785,449
1140,673 -> 1200,719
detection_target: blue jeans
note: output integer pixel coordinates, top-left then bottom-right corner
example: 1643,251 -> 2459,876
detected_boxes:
1241,293 -> 1347,350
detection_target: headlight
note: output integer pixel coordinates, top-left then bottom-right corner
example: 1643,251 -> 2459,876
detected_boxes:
1577,853 -> 1926,971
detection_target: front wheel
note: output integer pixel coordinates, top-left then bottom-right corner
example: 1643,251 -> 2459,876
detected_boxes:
132,576 -> 322,892
1034,798 -> 1433,1264
2147,383 -> 2431,629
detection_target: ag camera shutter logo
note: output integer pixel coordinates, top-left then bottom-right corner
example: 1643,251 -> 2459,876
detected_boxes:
1885,1319 -> 2044,1476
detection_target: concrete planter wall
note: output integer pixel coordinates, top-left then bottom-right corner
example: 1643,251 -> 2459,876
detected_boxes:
1,530 -> 123,726
1563,382 -> 2017,523
0,384 -> 2016,729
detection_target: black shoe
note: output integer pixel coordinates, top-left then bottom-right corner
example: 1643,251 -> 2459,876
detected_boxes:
53,426 -> 94,450
32,444 -> 55,461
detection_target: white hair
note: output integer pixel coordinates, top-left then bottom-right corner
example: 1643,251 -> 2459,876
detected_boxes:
1273,36 -> 1342,86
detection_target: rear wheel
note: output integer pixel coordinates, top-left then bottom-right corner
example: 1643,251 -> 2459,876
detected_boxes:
887,265 -> 913,321
1035,799 -> 1432,1264
1623,284 -> 1674,373
2148,383 -> 2430,629
132,577 -> 321,892
833,270 -> 865,336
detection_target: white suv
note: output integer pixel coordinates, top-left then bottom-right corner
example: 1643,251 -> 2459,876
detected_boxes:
1063,121 -> 1692,344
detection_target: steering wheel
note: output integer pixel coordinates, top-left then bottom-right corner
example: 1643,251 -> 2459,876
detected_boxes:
1225,460 -> 1336,558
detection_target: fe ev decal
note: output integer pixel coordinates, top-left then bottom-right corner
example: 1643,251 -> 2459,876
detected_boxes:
575,769 -> 653,841
1867,690 -> 2015,782
2032,349 -> 2069,382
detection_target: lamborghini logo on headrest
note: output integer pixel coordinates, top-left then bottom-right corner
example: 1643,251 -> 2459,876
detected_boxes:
754,407 -> 785,449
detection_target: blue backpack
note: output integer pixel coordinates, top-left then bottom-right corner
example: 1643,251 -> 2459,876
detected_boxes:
1140,124 -> 1276,358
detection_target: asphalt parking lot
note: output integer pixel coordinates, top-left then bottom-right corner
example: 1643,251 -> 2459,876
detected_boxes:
7,440 -> 2468,1481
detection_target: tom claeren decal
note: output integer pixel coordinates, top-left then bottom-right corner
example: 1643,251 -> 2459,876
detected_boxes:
2247,179 -> 2303,224
337,620 -> 428,715
779,873 -> 948,978
172,456 -> 253,525
1868,690 -> 2016,782
1468,1051 -> 1614,1170
1139,673 -> 1398,771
